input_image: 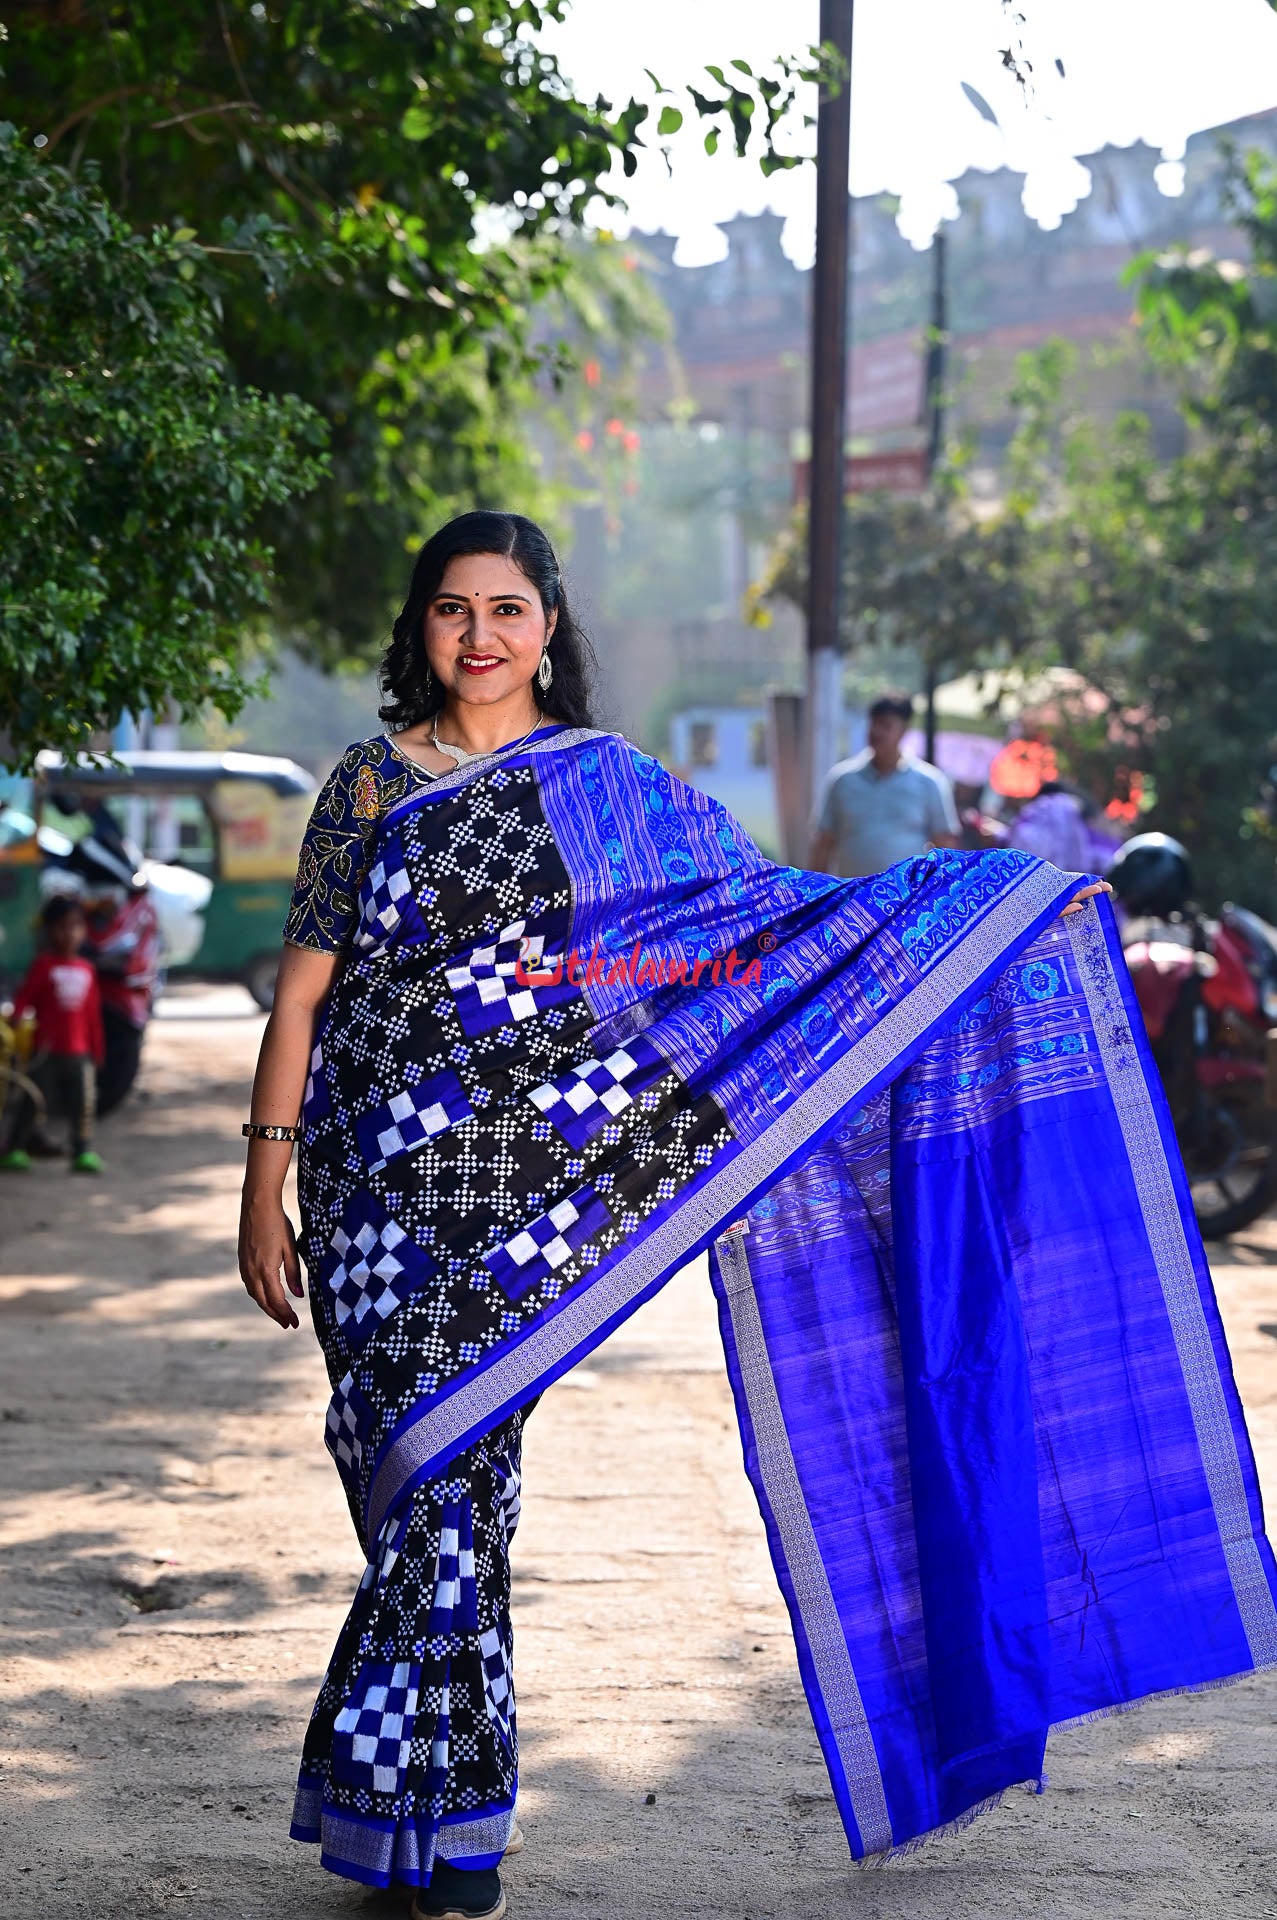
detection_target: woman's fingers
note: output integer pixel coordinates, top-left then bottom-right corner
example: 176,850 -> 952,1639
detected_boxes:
1060,880 -> 1114,918
247,1259 -> 299,1330
238,1202 -> 303,1326
259,1265 -> 300,1330
239,1240 -> 301,1328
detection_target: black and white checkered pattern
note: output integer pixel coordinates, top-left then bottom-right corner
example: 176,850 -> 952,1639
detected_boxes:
353,853 -> 412,948
528,1045 -> 640,1138
329,1216 -> 409,1332
333,1659 -> 420,1794
297,1414 -> 525,1853
326,1374 -> 364,1473
478,1626 -> 512,1737
361,1073 -> 472,1173
298,752 -> 734,1542
445,920 -> 557,1031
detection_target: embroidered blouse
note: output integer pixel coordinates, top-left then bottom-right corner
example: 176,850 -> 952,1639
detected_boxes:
284,735 -> 436,954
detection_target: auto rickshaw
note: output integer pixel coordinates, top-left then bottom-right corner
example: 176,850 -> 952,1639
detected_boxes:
0,751 -> 316,1009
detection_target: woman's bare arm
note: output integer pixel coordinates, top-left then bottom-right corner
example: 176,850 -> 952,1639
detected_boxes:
238,942 -> 340,1331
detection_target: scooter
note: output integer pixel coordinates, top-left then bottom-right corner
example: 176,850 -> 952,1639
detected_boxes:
1114,835 -> 1277,1238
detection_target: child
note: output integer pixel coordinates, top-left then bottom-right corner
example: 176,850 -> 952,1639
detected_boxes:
2,894 -> 105,1173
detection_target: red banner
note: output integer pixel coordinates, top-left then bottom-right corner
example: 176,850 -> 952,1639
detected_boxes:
792,446 -> 928,502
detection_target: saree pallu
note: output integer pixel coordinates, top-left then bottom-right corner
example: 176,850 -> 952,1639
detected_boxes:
293,722 -> 1277,1879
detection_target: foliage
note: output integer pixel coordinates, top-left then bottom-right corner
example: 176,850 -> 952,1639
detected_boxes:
0,125 -> 327,772
0,1 -> 823,658
760,141 -> 1277,912
755,461 -> 1036,692
1000,153 -> 1277,912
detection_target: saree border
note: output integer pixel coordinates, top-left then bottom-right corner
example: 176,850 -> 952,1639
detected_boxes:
295,1784 -> 516,1886
714,1228 -> 895,1857
381,723 -> 613,821
1067,901 -> 1277,1667
366,860 -> 1080,1540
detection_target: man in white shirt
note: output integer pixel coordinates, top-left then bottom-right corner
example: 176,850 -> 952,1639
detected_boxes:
810,692 -> 961,878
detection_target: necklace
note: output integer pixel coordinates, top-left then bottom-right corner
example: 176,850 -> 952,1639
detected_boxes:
430,712 -> 542,770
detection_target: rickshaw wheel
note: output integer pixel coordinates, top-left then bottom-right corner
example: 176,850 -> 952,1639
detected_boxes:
244,950 -> 281,1013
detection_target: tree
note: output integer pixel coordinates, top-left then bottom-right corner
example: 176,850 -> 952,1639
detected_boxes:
0,3 -> 819,657
755,468 -> 1036,701
0,125 -> 327,770
759,136 -> 1277,915
1001,155 -> 1277,911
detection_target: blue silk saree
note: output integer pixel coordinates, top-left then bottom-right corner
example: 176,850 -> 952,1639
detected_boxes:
292,722 -> 1277,1879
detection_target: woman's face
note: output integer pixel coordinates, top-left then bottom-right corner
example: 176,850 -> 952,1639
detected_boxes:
423,552 -> 556,711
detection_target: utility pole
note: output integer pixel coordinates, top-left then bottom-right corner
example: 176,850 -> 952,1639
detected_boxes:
805,0 -> 855,826
923,223 -> 947,766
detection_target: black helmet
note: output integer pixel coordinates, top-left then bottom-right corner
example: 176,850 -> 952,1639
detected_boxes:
1109,832 -> 1193,916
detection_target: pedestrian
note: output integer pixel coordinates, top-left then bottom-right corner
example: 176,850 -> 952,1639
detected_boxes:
1008,779 -> 1121,876
238,511 -> 1274,1918
809,690 -> 960,877
83,875 -> 162,1115
1,893 -> 104,1173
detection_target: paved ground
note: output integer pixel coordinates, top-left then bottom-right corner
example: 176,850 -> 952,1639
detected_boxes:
1,989 -> 1275,1919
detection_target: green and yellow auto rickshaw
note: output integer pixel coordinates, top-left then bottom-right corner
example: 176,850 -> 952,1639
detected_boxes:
0,751 -> 316,1008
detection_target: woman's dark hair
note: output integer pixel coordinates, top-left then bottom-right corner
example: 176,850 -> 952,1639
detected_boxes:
379,511 -> 597,731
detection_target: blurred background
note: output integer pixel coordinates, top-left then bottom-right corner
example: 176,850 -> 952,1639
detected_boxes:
6,3 -> 1277,854
6,0 -> 1277,1227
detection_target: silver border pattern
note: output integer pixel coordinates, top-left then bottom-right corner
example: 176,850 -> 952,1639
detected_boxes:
1067,903 -> 1277,1666
382,725 -> 613,820
716,1229 -> 894,1854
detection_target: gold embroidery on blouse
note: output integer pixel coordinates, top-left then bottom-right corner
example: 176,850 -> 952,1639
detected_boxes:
352,764 -> 381,822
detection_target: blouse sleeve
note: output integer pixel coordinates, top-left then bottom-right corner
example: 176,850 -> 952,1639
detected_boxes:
283,744 -> 384,954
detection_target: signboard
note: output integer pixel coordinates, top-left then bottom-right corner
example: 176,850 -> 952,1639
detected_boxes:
213,780 -> 313,882
850,331 -> 925,434
792,446 -> 929,502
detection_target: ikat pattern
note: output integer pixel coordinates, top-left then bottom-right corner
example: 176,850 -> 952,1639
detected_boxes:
292,1414 -> 524,1887
891,919 -> 1104,1140
284,723 -> 1277,1878
296,738 -> 735,1546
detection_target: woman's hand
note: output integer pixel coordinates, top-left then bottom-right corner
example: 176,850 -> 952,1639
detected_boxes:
238,943 -> 338,1332
1059,880 -> 1114,918
238,1189 -> 304,1330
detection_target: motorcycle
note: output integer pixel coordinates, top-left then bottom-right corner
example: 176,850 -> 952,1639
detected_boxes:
1113,834 -> 1277,1239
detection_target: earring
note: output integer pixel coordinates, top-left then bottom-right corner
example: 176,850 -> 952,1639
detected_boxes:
424,663 -> 434,698
537,648 -> 553,691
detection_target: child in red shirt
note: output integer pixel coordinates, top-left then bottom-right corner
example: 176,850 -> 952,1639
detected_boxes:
3,895 -> 106,1173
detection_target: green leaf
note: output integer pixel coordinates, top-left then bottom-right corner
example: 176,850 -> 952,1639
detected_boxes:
657,105 -> 683,137
704,127 -> 719,156
399,105 -> 432,142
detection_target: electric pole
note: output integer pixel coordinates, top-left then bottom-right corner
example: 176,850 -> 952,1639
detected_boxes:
805,0 -> 855,823
923,223 -> 947,766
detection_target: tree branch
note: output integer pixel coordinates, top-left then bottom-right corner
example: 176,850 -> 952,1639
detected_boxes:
42,86 -> 148,154
150,99 -> 260,131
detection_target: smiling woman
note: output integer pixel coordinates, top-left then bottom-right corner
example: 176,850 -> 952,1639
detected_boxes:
235,510 -> 1264,1920
376,512 -> 598,765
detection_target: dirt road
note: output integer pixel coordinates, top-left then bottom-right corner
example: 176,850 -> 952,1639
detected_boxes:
2,994 -> 1275,1919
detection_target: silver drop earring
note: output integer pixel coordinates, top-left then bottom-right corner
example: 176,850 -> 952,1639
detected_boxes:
537,648 -> 553,691
424,662 -> 434,698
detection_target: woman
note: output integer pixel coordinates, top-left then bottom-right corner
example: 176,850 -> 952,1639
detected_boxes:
240,512 -> 1276,1918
